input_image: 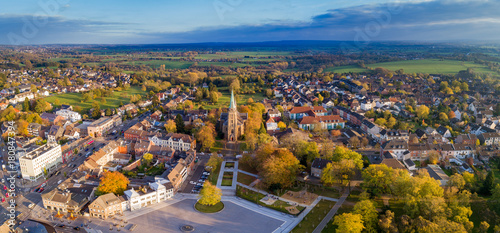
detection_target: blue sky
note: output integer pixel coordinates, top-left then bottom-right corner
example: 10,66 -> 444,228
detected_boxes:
0,0 -> 498,44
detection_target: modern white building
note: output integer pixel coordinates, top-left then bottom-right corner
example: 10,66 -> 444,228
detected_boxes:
19,143 -> 62,181
123,181 -> 174,211
149,133 -> 194,151
55,109 -> 82,122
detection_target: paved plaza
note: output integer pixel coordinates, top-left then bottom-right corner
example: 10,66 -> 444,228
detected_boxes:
127,198 -> 285,233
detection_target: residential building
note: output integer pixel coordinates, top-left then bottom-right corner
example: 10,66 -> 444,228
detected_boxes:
41,188 -> 89,213
87,116 -> 121,137
286,106 -> 328,120
20,143 -> 62,181
478,132 -> 500,146
298,115 -> 345,130
311,158 -> 331,178
55,109 -> 82,122
89,193 -> 124,219
123,181 -> 174,211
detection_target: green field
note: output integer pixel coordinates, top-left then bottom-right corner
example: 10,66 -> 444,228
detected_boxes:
324,65 -> 369,73
291,199 -> 336,233
367,59 -> 496,74
44,86 -> 146,112
325,59 -> 497,75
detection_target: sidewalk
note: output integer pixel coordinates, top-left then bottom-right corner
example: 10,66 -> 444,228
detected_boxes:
312,186 -> 352,233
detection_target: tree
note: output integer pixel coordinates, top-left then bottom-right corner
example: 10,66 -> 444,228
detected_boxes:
482,170 -> 495,195
97,171 -> 130,196
164,119 -> 177,133
91,102 -> 101,119
175,114 -> 185,133
362,164 -> 394,195
205,153 -> 223,172
328,146 -> 364,170
198,181 -> 222,206
142,153 -> 153,165
105,108 -> 112,116
333,213 -> 364,233
439,112 -> 449,122
349,136 -> 360,149
229,78 -> 240,93
23,97 -> 30,112
257,145 -> 303,188
196,123 -> 216,151
417,105 -> 430,119
480,221 -> 490,233
448,174 -> 465,190
378,210 -> 397,233
428,150 -> 440,164
209,91 -> 219,104
277,121 -> 286,130
387,117 -> 397,128
375,118 -> 387,126
353,200 -> 378,233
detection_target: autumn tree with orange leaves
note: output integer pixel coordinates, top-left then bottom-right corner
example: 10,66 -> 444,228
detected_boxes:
97,171 -> 130,196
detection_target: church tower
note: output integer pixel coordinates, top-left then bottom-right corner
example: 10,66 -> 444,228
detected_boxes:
227,90 -> 238,142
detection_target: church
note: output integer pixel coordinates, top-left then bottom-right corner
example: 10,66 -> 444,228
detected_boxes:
219,91 -> 248,142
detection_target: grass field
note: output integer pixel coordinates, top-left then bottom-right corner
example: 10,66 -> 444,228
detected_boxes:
367,59 -> 496,74
44,86 -> 146,112
291,199 -> 336,233
195,201 -> 225,213
324,65 -> 369,73
325,59 -> 497,75
196,89 -> 267,110
237,172 -> 257,185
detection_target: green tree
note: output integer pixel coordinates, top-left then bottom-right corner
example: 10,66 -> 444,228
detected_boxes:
23,97 -> 30,112
417,105 -> 430,119
196,123 -> 216,151
333,213 -> 364,233
198,181 -> 222,206
362,164 -> 395,195
482,170 -> 496,195
353,200 -> 378,233
142,153 -> 153,165
205,153 -> 223,172
175,114 -> 185,133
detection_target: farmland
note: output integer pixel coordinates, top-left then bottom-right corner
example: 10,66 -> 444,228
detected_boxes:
325,59 -> 498,75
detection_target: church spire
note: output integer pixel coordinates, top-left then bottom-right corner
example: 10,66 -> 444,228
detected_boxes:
229,90 -> 236,110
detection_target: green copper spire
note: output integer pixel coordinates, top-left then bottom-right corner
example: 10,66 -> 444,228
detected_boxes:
229,90 -> 236,110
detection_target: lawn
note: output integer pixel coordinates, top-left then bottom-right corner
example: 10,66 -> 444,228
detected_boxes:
237,158 -> 258,174
324,65 -> 369,74
367,59 -> 497,75
210,140 -> 224,153
290,181 -> 341,199
224,162 -> 235,168
194,201 -> 225,213
236,186 -> 305,216
44,86 -> 146,112
237,172 -> 257,185
291,199 -> 336,233
207,160 -> 222,185
195,89 -> 267,110
221,172 -> 233,186
321,204 -> 354,233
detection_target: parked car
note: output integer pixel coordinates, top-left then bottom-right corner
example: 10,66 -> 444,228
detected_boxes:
1,198 -> 5,202
38,188 -> 44,193
73,226 -> 81,231
57,224 -> 65,228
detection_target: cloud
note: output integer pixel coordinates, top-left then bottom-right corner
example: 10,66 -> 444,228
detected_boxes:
138,0 -> 500,43
1,0 -> 499,44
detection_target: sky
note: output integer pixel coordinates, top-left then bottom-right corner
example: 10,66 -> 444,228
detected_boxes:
0,0 -> 499,44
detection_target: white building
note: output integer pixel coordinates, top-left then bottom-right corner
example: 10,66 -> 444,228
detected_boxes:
19,143 -> 62,181
149,133 -> 194,151
123,181 -> 174,211
55,109 -> 82,122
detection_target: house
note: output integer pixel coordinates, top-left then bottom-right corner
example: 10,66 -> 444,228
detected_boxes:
478,132 -> 500,146
422,165 -> 449,186
55,109 -> 82,122
89,193 -> 124,219
267,108 -> 281,120
455,134 -> 478,145
380,140 -> 408,160
298,115 -> 345,131
311,158 -> 331,178
42,188 -> 89,213
40,112 -> 64,125
266,118 -> 278,131
123,181 -> 174,211
286,106 -> 328,120
436,126 -> 452,138
380,130 -> 409,142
